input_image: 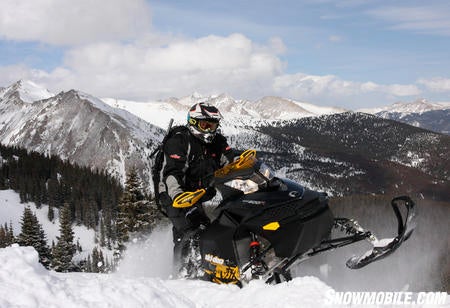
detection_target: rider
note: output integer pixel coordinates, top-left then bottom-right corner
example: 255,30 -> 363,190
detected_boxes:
158,102 -> 234,265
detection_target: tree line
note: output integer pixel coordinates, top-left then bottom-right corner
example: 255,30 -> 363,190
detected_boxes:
0,144 -> 123,232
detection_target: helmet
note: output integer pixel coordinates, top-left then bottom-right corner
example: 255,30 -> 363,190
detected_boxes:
187,102 -> 223,143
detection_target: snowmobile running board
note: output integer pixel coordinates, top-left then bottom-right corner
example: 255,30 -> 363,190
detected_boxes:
251,196 -> 416,284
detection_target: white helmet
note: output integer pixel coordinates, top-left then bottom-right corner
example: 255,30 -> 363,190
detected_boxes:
187,103 -> 223,143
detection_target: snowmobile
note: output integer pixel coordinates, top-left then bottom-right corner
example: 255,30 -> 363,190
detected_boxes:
172,150 -> 417,286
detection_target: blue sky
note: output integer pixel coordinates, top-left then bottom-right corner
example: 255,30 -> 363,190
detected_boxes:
0,0 -> 449,109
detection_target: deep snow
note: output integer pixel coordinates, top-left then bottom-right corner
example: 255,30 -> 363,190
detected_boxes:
0,244 -> 336,308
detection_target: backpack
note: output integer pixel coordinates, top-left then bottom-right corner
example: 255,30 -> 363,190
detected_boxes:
150,121 -> 189,214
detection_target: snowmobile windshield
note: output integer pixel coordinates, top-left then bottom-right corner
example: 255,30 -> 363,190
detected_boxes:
223,161 -> 275,194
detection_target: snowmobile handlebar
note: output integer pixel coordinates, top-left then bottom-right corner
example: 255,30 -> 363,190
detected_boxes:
172,189 -> 206,208
172,149 -> 259,208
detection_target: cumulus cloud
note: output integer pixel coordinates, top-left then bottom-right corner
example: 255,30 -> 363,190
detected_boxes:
1,36 -> 426,110
22,34 -> 284,100
0,0 -> 152,45
272,73 -> 421,99
0,0 -> 430,110
417,77 -> 450,92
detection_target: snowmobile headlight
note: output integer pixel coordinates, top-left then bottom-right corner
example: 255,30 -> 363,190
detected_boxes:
224,179 -> 259,194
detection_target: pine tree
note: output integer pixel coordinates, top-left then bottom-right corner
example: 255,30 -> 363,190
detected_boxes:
0,225 -> 7,248
85,255 -> 92,272
52,204 -> 76,272
17,207 -> 35,246
47,205 -> 55,222
99,216 -> 106,247
91,247 -> 99,273
17,207 -> 51,268
116,168 -> 159,247
8,221 -> 14,244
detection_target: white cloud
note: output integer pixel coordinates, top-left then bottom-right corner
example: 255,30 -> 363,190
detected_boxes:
0,0 -> 152,45
28,34 -> 284,100
1,35 -> 426,110
272,73 -> 421,99
417,77 -> 450,92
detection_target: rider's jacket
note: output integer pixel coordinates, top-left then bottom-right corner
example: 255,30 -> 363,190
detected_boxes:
160,127 -> 234,200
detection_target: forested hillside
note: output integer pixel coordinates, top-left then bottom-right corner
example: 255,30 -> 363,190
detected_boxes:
0,143 -> 123,229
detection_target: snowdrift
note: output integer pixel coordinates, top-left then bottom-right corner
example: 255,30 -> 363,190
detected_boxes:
0,245 -> 336,308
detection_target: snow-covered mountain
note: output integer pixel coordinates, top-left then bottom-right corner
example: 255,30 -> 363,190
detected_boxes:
1,80 -> 345,192
360,98 -> 450,115
102,93 -> 346,130
0,80 -> 163,187
1,80 -> 449,200
0,80 -> 54,103
360,99 -> 450,135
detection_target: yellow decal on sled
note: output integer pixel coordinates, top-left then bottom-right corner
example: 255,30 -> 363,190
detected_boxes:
211,263 -> 240,285
172,189 -> 206,208
262,221 -> 280,231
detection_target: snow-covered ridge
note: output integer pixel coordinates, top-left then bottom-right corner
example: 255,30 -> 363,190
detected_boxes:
102,94 -> 347,130
360,98 -> 450,115
0,80 -> 54,103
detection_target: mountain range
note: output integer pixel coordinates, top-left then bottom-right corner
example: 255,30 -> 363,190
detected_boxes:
360,99 -> 450,135
0,80 -> 163,187
0,80 -> 449,201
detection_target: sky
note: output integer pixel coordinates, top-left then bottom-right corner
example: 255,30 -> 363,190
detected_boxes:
0,0 -> 449,109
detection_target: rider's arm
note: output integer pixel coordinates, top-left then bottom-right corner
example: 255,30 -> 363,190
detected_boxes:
215,133 -> 234,167
162,132 -> 189,201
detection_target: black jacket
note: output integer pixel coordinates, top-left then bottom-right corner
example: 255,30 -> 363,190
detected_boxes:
160,127 -> 234,200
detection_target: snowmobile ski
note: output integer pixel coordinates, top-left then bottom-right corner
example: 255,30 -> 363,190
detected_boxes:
345,196 -> 416,269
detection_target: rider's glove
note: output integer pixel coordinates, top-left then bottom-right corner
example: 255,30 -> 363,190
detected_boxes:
185,206 -> 209,228
199,187 -> 216,203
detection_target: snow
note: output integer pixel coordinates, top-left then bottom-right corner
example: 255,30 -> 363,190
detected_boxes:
0,244 -> 336,308
16,80 -> 54,103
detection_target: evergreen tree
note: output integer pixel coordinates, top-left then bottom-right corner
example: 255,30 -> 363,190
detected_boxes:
116,168 -> 160,247
17,208 -> 51,268
47,205 -> 55,222
85,255 -> 92,273
0,222 -> 15,247
52,204 -> 76,272
91,247 -> 99,273
16,207 -> 35,247
99,216 -> 106,247
8,221 -> 14,244
0,225 -> 7,248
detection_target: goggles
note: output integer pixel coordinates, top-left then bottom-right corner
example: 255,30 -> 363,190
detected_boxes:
197,119 -> 219,132
189,118 -> 219,133
188,116 -> 220,133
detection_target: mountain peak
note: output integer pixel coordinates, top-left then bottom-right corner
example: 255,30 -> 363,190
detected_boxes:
1,80 -> 54,103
